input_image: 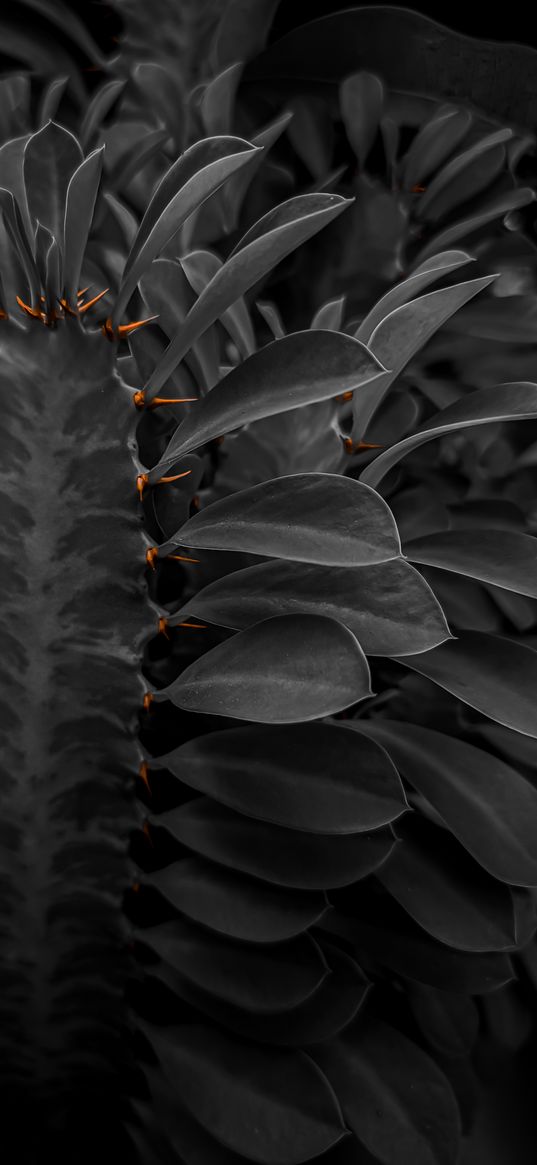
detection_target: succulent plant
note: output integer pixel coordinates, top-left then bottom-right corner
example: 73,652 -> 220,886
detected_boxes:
2,6 -> 537,1165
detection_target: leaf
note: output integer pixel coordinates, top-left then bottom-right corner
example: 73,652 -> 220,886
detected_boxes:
314,1017 -> 460,1165
220,110 -> 295,232
37,75 -> 68,127
23,121 -> 83,243
350,721 -> 537,886
145,1024 -> 348,1165
361,381 -> 537,489
144,918 -> 329,1013
147,331 -> 385,478
111,136 -> 261,326
0,187 -> 40,302
153,614 -> 372,722
340,72 -> 384,168
111,127 -> 169,192
200,63 -> 243,136
405,529 -> 537,599
394,631 -> 537,739
402,106 -> 473,189
415,129 -> 512,223
173,558 -> 451,657
153,723 -> 406,834
213,0 -> 280,68
146,194 -> 354,393
407,984 -> 479,1059
356,251 -> 473,343
324,888 -> 514,994
161,472 -> 400,564
353,275 -> 495,435
62,147 -> 104,304
181,249 -> 256,357
156,797 -> 396,889
155,941 -> 369,1048
444,295 -> 537,343
145,857 -> 328,942
311,296 -> 346,331
79,78 -> 126,150
413,187 -> 536,265
377,817 -> 517,952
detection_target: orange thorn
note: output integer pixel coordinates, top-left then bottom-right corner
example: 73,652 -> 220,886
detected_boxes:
157,470 -> 192,485
411,184 -> 426,193
191,495 -> 200,511
77,286 -> 90,298
146,547 -> 159,570
335,391 -> 354,403
133,390 -> 145,409
0,308 -> 8,319
157,616 -> 170,638
177,621 -> 207,629
117,315 -> 158,338
78,287 -> 109,314
168,553 -> 200,564
132,882 -> 140,893
142,821 -> 154,846
16,295 -> 43,320
143,691 -> 153,712
102,316 -> 115,341
138,761 -> 151,794
137,473 -> 149,499
343,437 -> 384,454
58,296 -> 78,317
147,395 -> 198,410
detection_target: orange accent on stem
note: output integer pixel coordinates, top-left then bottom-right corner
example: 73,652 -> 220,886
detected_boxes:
168,553 -> 200,564
335,391 -> 354,403
133,390 -> 145,409
0,308 -> 8,319
77,287 -> 109,314
102,317 -> 115,341
146,547 -> 158,570
157,616 -> 170,638
411,184 -> 426,193
142,821 -> 153,846
138,762 -> 151,794
136,473 -> 149,500
142,692 -> 153,712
